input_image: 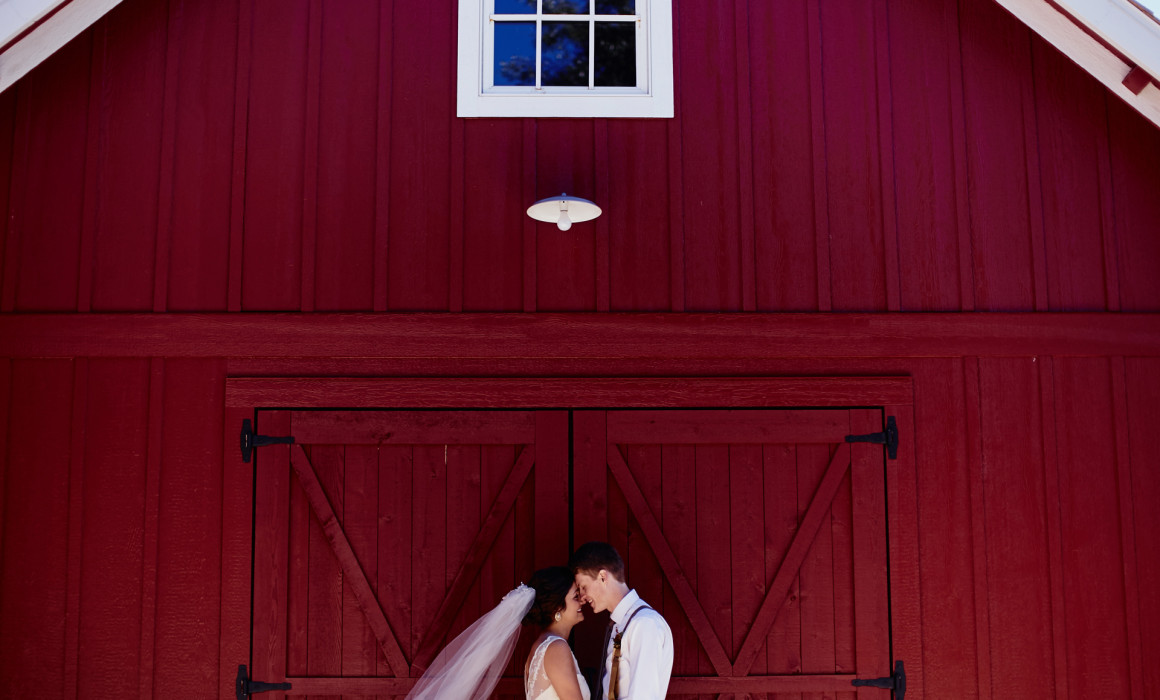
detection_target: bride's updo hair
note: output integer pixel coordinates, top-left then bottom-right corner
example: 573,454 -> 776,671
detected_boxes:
522,566 -> 574,627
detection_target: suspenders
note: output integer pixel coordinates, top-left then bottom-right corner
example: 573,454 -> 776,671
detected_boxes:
606,605 -> 652,700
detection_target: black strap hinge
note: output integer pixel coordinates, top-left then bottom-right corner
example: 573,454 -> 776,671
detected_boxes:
852,660 -> 906,699
236,665 -> 291,699
240,419 -> 295,463
844,415 -> 899,460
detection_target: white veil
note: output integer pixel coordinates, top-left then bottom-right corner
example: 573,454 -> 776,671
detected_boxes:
405,584 -> 535,700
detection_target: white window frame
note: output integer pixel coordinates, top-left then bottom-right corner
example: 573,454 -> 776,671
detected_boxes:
457,0 -> 674,118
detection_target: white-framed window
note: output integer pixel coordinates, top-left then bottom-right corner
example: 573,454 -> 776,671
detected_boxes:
457,0 -> 674,118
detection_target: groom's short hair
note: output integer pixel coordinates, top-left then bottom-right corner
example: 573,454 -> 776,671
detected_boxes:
569,541 -> 625,582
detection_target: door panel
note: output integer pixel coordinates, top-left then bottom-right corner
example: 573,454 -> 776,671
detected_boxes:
572,409 -> 891,697
252,410 -> 569,697
250,408 -> 892,698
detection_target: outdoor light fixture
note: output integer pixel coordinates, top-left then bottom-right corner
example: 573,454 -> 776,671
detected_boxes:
527,193 -> 601,231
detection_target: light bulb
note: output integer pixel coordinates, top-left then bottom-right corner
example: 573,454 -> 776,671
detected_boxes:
557,211 -> 572,231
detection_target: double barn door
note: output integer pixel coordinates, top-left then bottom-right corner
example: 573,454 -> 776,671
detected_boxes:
251,408 -> 893,697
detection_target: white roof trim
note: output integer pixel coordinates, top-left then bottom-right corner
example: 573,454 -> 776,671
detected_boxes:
1,0 -> 68,50
0,0 -> 122,95
994,0 -> 1160,129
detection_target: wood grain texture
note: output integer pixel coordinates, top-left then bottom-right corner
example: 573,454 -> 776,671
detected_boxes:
7,312 -> 1160,360
1125,359 -> 1160,699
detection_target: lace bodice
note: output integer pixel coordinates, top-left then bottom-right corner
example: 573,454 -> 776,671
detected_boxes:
525,635 -> 591,700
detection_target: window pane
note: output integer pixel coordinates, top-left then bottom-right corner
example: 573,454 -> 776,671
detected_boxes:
541,22 -> 588,86
543,0 -> 589,13
594,22 -> 635,86
495,0 -> 535,13
596,0 -> 634,13
494,22 -> 536,86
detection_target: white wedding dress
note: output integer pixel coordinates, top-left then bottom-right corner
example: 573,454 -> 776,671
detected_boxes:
525,635 -> 591,700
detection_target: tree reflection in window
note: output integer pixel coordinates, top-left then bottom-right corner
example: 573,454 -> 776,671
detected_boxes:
542,22 -> 588,86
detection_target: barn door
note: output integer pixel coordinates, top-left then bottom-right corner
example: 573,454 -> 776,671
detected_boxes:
572,409 -> 892,697
250,409 -> 570,697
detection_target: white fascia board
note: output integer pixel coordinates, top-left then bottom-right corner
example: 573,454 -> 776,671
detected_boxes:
0,0 -> 122,95
994,0 -> 1160,129
1054,0 -> 1160,78
0,0 -> 68,50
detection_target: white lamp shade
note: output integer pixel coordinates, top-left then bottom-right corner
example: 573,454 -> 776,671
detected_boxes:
527,194 -> 601,230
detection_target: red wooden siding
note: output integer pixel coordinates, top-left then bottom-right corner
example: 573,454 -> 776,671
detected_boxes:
1,0 -> 1160,697
2,0 -> 1159,313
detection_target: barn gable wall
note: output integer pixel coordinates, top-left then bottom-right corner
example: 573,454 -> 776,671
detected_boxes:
2,0 -> 1159,698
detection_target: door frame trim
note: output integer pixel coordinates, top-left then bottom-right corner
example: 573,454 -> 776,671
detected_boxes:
222,376 -> 921,698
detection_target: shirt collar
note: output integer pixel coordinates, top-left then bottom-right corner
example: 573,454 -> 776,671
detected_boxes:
610,588 -> 641,626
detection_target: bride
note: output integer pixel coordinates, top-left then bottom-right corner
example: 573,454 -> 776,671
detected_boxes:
406,566 -> 590,700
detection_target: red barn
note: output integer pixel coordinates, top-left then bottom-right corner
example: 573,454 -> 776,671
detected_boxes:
1,0 -> 1159,697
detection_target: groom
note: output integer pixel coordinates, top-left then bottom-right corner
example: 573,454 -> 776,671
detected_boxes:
570,542 -> 673,700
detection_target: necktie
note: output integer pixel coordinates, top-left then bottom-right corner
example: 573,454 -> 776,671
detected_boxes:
595,619 -> 614,700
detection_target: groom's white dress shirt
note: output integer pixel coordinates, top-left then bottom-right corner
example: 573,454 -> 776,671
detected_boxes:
602,589 -> 674,700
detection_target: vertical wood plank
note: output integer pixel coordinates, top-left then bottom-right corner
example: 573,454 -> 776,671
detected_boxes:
797,444 -> 835,700
1030,39 -> 1108,311
80,359 -> 151,696
299,0 -> 322,313
523,119 -> 537,313
0,90 -> 15,311
604,121 -> 670,311
885,404 -> 923,700
138,359 -> 165,699
666,117 -> 685,312
1021,46 -> 1048,313
480,444 -> 518,679
243,0 -> 309,311
167,0 -> 238,311
696,444 -> 731,692
887,0 -> 964,311
912,358 -> 976,697
946,0 -> 975,311
1124,359 -> 1160,698
379,445 -> 414,667
447,444 -> 481,638
1094,99 -> 1119,312
978,359 -> 1055,695
77,28 -> 103,313
626,445 -> 664,635
0,361 -> 73,697
343,445 -> 380,697
959,0 -> 1036,311
874,0 -> 901,313
594,120 -> 611,312
963,357 -> 992,700
729,445 -> 764,692
91,0 -> 168,312
806,0 -> 831,312
1106,98 -> 1160,311
821,0 -> 887,312
0,87 -> 26,312
386,0 -> 453,311
462,120 -> 525,312
1053,359 -> 1130,699
573,411 -> 607,546
412,444 -> 446,658
661,443 -> 702,687
850,410 -> 889,692
733,0 -> 756,313
220,396 -> 250,698
373,0 -> 393,312
830,439 -> 855,685
315,0 -> 379,312
764,444 -> 802,700
64,360 -> 88,699
287,447 -> 309,677
1110,359 -> 1145,699
227,0 -> 252,312
449,116 -> 465,313
535,411 -> 569,567
308,446 -> 344,700
1036,358 -> 1070,700
679,0 -> 741,312
253,411 -> 291,688
749,0 -> 817,312
153,4 -> 181,313
0,359 -> 9,578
